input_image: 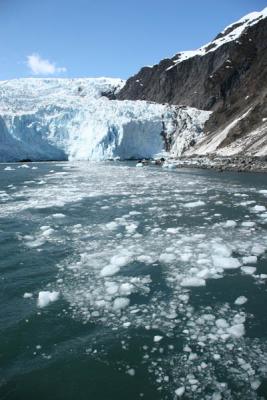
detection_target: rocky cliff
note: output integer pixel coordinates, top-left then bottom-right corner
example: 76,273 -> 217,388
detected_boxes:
118,8 -> 267,158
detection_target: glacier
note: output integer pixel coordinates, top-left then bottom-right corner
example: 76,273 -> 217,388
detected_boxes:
0,78 -> 210,162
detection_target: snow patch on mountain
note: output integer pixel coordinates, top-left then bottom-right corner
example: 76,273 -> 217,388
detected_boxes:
167,7 -> 267,71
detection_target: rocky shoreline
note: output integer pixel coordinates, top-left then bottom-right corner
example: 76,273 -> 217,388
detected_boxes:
136,155 -> 267,173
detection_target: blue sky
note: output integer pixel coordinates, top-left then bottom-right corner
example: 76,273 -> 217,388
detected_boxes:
1,0 -> 266,80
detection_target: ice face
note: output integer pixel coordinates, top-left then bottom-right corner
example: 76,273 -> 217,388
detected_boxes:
0,78 -> 210,162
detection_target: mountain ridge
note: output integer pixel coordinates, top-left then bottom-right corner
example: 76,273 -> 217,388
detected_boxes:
117,7 -> 267,158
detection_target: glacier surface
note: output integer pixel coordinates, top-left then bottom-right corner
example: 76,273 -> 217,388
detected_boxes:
0,78 -> 210,162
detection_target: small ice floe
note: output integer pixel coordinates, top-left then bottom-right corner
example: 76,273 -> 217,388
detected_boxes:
259,189 -> 267,195
166,227 -> 180,234
153,335 -> 163,343
183,200 -> 205,208
52,213 -> 66,218
227,323 -> 245,338
126,368 -> 135,376
224,220 -> 237,228
212,255 -> 241,269
180,277 -> 206,287
37,291 -> 59,308
19,164 -> 30,168
252,205 -> 266,212
241,221 -> 256,228
23,292 -> 33,299
4,166 -> 15,171
113,297 -> 130,311
162,163 -> 176,169
234,296 -> 248,306
175,386 -> 185,397
242,255 -> 257,264
136,162 -> 143,167
241,266 -> 256,275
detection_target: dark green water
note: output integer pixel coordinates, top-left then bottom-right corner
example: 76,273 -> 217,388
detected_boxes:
0,162 -> 267,400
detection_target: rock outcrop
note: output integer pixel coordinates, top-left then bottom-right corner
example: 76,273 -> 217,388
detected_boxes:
118,9 -> 267,157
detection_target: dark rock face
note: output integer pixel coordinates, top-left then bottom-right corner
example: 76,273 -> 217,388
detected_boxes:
117,16 -> 267,155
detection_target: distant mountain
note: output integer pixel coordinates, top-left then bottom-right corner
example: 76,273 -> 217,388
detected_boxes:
118,8 -> 267,157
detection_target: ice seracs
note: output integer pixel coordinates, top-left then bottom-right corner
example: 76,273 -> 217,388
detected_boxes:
0,78 -> 210,162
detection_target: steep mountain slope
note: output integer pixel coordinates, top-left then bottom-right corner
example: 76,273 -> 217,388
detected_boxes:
118,8 -> 267,157
0,78 -> 209,162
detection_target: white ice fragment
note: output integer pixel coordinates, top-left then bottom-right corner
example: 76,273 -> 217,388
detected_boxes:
184,200 -> 205,208
159,253 -> 176,263
100,264 -> 120,277
241,221 -> 256,227
212,256 -> 241,269
253,205 -> 266,212
23,292 -> 33,298
113,297 -> 130,311
136,163 -> 143,167
224,220 -> 237,228
127,368 -> 135,376
234,296 -> 248,305
215,318 -> 229,329
242,256 -> 257,264
154,335 -> 163,343
175,386 -> 185,397
227,323 -> 245,338
180,277 -> 206,287
37,291 -> 59,308
241,266 -> 256,275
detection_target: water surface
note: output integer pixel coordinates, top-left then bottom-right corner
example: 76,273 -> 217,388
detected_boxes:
0,162 -> 267,399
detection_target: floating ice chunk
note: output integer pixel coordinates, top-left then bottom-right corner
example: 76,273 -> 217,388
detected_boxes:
23,292 -> 33,298
212,243 -> 232,257
4,166 -> 15,171
106,221 -> 119,230
241,221 -> 256,227
253,205 -> 266,212
137,255 -> 153,264
180,277 -> 206,287
251,379 -> 261,390
105,282 -> 119,295
215,318 -> 229,329
184,200 -> 205,208
120,283 -> 134,296
159,253 -> 176,263
251,244 -> 266,255
136,163 -> 143,167
52,213 -> 66,218
259,190 -> 267,195
224,220 -> 237,228
154,335 -> 163,342
241,266 -> 256,275
111,254 -> 131,268
126,368 -> 135,376
37,291 -> 59,308
175,386 -> 185,397
212,255 -> 241,269
227,323 -> 245,338
235,296 -> 248,305
166,227 -> 180,234
113,297 -> 130,311
242,256 -> 257,264
125,223 -> 138,234
100,264 -> 120,277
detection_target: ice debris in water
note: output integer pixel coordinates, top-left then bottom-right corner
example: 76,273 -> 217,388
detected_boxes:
234,296 -> 248,305
7,162 -> 267,398
37,291 -> 59,308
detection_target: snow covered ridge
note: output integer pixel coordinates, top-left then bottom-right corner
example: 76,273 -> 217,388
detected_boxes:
167,7 -> 267,70
0,78 -> 210,162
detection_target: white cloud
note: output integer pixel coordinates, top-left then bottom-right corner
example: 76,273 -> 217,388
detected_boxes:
27,53 -> 66,75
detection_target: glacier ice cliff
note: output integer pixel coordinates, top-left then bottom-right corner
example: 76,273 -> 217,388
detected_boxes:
0,78 -> 210,162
